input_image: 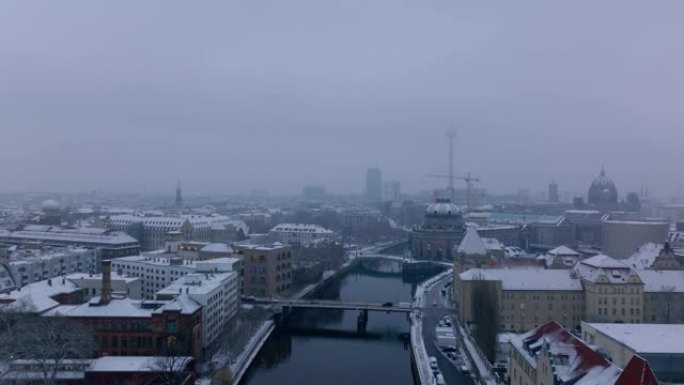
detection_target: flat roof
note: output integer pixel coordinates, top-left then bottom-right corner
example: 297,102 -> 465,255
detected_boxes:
586,323 -> 684,354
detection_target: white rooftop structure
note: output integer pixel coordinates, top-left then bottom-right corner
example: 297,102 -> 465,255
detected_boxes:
0,278 -> 81,313
638,270 -> 684,292
456,228 -> 488,256
200,243 -> 232,254
87,356 -> 193,372
585,323 -> 684,354
459,267 -> 583,291
0,226 -> 138,246
548,245 -> 581,257
625,242 -> 664,270
270,223 -> 333,234
573,254 -> 641,284
50,295 -> 200,318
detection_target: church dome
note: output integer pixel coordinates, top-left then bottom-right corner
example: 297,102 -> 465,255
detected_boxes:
588,168 -> 618,207
41,199 -> 61,214
425,199 -> 461,217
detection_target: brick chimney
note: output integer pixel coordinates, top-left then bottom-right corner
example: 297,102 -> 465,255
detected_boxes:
101,260 -> 112,305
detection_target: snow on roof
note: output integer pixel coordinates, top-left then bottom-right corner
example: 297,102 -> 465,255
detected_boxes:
87,356 -> 193,372
460,268 -> 582,291
0,279 -> 81,313
113,255 -> 196,268
65,272 -> 139,284
587,323 -> 684,354
156,272 -> 236,297
548,245 -> 580,257
488,213 -> 564,226
194,257 -> 241,272
638,270 -> 684,292
270,223 -> 333,234
456,228 -> 488,255
580,254 -> 629,269
0,226 -> 138,246
236,242 -> 289,251
482,237 -> 505,251
573,255 -> 640,284
511,322 -> 616,384
55,295 -> 200,318
200,243 -> 232,253
625,243 -> 662,270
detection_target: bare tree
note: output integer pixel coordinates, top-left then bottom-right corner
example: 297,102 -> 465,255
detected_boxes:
0,309 -> 96,385
146,336 -> 194,385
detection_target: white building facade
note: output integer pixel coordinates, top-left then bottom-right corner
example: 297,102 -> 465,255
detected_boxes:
155,272 -> 239,349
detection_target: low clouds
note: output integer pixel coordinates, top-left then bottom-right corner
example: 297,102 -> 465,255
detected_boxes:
1,1 -> 683,196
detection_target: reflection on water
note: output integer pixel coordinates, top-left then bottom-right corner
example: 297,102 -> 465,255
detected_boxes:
242,266 -> 419,385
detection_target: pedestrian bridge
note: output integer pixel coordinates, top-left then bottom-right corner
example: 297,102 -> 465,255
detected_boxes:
243,297 -> 417,313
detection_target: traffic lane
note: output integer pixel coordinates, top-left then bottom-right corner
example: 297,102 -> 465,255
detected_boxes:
422,277 -> 474,385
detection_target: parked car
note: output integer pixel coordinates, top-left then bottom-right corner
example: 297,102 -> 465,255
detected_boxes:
429,356 -> 438,370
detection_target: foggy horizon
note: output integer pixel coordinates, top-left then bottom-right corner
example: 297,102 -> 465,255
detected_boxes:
2,1 -> 684,198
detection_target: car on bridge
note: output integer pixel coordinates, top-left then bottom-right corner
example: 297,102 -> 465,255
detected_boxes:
381,302 -> 393,307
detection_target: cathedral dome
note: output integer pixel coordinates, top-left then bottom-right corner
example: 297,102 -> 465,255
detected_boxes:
588,168 -> 618,207
41,199 -> 61,213
425,199 -> 462,217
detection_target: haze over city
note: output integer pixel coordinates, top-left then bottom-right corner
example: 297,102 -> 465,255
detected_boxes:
2,1 -> 684,196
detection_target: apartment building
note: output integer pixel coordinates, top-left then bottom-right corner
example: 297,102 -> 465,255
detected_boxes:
236,243 -> 292,297
156,272 -> 239,351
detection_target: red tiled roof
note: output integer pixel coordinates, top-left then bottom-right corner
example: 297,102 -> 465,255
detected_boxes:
615,355 -> 659,385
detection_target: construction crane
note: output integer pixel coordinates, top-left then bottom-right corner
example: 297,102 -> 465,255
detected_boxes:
426,131 -> 480,210
426,171 -> 480,210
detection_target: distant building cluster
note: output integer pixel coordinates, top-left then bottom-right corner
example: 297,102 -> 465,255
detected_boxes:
106,214 -> 248,251
269,223 -> 335,246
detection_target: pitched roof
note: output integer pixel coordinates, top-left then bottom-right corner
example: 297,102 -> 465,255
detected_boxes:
548,245 -> 580,256
456,228 -> 488,256
614,355 -> 659,385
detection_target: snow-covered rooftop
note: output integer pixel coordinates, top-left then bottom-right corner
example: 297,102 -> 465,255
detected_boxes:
625,242 -> 663,270
270,223 -> 333,234
638,270 -> 684,292
65,272 -> 139,284
509,322 -> 658,385
586,323 -> 684,354
87,356 -> 193,372
456,228 -> 488,255
581,254 -> 629,269
236,242 -> 289,252
548,245 -> 580,257
573,255 -> 640,284
460,268 -> 582,291
156,272 -> 236,297
200,243 -> 232,253
0,278 -> 81,313
51,295 -> 200,318
0,227 -> 138,245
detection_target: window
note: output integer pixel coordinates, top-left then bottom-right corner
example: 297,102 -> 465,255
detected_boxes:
166,319 -> 177,332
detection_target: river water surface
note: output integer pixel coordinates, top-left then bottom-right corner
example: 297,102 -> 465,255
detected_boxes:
242,267 -> 418,385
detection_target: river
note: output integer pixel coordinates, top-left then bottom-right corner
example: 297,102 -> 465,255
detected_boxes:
241,266 -> 421,385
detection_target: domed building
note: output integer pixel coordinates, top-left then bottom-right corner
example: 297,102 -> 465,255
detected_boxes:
588,168 -> 619,211
40,199 -> 62,225
409,199 -> 466,261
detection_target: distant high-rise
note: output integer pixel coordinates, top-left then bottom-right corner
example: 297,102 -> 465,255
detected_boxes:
302,184 -> 326,199
548,181 -> 559,203
383,180 -> 401,202
175,181 -> 183,207
366,168 -> 382,202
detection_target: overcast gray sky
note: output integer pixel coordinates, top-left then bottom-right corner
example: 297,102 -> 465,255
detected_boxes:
1,1 -> 683,197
